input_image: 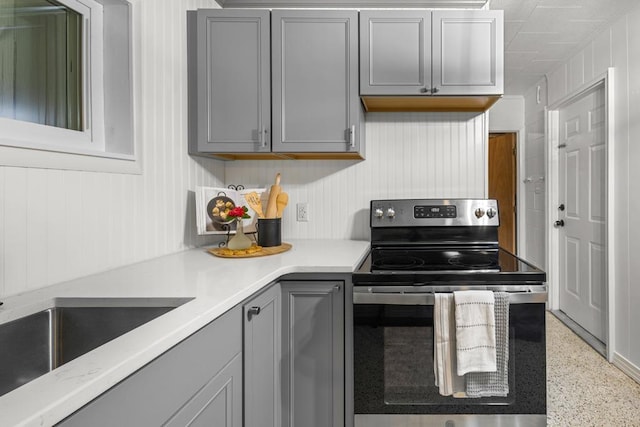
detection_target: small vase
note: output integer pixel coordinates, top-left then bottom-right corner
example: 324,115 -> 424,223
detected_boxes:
227,220 -> 252,250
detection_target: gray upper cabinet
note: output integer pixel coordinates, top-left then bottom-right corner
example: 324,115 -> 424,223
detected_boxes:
280,281 -> 345,427
243,282 -> 281,427
359,10 -> 432,95
359,9 -> 503,112
189,9 -> 364,160
271,10 -> 361,156
432,10 -> 504,95
190,9 -> 270,154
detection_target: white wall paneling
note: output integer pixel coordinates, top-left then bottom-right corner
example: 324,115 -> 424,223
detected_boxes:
625,5 -> 640,362
523,1 -> 640,376
0,0 -> 225,299
226,112 -> 488,241
488,96 -> 525,132
522,80 -> 547,268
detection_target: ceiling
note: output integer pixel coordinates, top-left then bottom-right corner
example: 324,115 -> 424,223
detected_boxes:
219,0 -> 640,96
490,0 -> 639,95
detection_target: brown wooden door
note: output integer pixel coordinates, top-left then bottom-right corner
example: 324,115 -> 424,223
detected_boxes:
488,133 -> 517,253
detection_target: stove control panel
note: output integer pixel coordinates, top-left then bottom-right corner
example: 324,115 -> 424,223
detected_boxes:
415,205 -> 457,218
370,199 -> 500,227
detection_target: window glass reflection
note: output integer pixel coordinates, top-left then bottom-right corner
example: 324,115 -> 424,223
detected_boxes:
0,0 -> 83,131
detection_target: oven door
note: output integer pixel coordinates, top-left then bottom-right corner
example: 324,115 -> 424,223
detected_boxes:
353,285 -> 547,427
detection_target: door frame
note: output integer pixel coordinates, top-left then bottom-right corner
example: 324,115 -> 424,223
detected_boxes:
487,132 -> 520,254
545,68 -> 615,361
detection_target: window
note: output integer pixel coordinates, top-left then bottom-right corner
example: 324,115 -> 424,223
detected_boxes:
0,0 -> 83,131
0,0 -> 138,171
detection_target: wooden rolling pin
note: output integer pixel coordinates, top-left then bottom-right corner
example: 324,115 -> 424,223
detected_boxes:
265,173 -> 281,218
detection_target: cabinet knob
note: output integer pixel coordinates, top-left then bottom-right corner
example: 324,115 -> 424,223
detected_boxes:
420,87 -> 431,93
248,306 -> 261,318
333,285 -> 341,292
431,87 -> 440,94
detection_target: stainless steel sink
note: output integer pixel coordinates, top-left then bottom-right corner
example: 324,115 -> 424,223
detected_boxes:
0,297 -> 190,397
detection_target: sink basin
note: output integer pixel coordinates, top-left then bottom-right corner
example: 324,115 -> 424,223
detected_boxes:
0,297 -> 190,397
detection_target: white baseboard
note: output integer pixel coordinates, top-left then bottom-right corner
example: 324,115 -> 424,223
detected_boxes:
613,352 -> 640,384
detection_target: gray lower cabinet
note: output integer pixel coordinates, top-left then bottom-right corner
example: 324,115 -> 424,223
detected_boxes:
58,278 -> 347,427
243,282 -> 281,427
57,306 -> 243,427
280,280 -> 345,427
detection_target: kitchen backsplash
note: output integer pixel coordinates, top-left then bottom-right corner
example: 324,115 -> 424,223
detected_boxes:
226,111 -> 488,242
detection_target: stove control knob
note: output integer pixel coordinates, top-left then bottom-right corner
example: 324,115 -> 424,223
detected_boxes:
486,208 -> 496,219
386,208 -> 396,218
374,208 -> 384,218
474,208 -> 485,219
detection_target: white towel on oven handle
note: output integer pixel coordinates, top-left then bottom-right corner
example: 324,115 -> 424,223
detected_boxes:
434,293 -> 466,396
454,290 -> 497,375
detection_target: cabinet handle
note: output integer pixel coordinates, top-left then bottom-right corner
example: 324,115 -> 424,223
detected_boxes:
333,285 -> 341,292
248,306 -> 261,318
260,128 -> 268,149
420,87 -> 431,93
348,125 -> 356,149
431,87 -> 440,94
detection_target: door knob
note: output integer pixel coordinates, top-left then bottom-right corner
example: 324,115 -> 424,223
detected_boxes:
554,220 -> 565,227
558,204 -> 565,211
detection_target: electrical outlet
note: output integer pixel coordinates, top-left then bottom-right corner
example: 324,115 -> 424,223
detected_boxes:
297,202 -> 309,222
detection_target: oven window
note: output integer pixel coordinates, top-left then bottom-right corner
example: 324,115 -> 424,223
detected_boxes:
384,325 -> 433,404
354,303 -> 528,413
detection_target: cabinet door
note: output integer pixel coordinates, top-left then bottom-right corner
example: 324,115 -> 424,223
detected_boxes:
194,10 -> 270,153
271,10 -> 360,154
164,353 -> 243,427
58,307 -> 242,427
244,283 -> 281,427
359,10 -> 432,95
432,10 -> 504,95
281,281 -> 344,427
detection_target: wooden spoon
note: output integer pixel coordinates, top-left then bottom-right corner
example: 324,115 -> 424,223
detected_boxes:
265,173 -> 281,218
276,192 -> 289,218
244,191 -> 264,218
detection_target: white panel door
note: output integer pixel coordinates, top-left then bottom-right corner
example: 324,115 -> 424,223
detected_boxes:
557,84 -> 606,342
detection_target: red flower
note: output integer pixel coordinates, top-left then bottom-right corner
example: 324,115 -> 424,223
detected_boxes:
228,206 -> 250,219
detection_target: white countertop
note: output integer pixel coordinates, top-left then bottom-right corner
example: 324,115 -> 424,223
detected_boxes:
0,239 -> 369,427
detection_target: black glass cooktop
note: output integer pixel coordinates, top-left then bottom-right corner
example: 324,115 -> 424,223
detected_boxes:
370,247 -> 500,271
353,246 -> 546,285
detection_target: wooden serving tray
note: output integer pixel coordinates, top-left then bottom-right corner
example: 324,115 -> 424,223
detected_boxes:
208,243 -> 292,258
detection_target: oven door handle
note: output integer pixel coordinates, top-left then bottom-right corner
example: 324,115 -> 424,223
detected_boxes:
353,287 -> 547,305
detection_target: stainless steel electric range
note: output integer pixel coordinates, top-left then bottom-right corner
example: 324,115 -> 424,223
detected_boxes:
352,199 -> 547,427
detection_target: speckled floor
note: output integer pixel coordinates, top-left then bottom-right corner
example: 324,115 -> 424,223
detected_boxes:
546,312 -> 640,426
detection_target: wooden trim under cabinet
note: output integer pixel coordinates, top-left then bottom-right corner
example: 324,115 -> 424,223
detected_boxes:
203,152 -> 365,161
361,95 -> 502,112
